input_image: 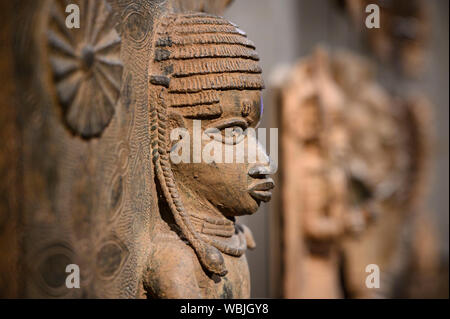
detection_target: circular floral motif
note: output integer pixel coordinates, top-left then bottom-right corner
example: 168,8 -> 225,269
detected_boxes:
47,0 -> 123,137
96,237 -> 129,280
34,243 -> 74,297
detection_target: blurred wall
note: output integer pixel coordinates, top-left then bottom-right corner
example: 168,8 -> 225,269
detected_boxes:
225,0 -> 449,298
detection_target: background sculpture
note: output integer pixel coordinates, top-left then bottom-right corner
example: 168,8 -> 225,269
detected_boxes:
338,0 -> 431,77
330,51 -> 439,298
278,48 -> 439,298
280,49 -> 373,298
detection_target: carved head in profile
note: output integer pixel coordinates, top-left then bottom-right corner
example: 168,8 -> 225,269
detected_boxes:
148,13 -> 274,276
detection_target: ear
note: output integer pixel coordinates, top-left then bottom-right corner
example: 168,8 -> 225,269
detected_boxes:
166,110 -> 187,149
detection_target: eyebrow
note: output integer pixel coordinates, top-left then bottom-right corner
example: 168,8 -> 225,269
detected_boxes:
207,117 -> 249,130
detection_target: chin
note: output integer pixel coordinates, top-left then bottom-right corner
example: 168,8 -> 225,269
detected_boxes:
220,198 -> 260,217
240,195 -> 261,215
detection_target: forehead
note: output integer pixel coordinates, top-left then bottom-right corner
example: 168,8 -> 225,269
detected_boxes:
215,90 -> 263,126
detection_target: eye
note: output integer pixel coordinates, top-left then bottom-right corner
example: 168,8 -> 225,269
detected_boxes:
222,126 -> 246,144
205,118 -> 248,145
349,176 -> 373,206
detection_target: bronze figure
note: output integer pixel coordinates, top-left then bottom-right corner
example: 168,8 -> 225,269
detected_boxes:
144,12 -> 273,298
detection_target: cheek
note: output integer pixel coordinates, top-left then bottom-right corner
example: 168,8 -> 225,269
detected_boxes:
215,163 -> 248,189
212,164 -> 258,215
193,162 -> 248,201
173,162 -> 248,199
172,136 -> 258,210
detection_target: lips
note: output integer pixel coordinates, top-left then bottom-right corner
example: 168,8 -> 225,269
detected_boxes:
248,178 -> 275,202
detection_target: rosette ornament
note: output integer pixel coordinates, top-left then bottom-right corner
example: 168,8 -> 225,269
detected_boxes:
47,0 -> 123,137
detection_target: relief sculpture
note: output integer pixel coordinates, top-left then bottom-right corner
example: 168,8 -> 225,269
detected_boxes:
279,48 -> 437,298
1,0 -> 272,299
338,0 -> 430,76
280,49 -> 372,298
330,52 -> 437,298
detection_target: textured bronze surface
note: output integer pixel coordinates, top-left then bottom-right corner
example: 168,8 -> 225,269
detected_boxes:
0,0 -> 273,299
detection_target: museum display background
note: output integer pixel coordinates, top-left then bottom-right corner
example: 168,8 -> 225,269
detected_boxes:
225,0 -> 449,298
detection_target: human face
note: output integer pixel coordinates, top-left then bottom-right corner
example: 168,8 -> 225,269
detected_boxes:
170,90 -> 275,217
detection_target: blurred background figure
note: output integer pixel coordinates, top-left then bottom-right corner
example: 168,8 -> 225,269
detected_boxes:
225,0 -> 448,298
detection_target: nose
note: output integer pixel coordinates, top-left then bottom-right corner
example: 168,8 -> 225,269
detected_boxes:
248,165 -> 272,179
247,132 -> 277,178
